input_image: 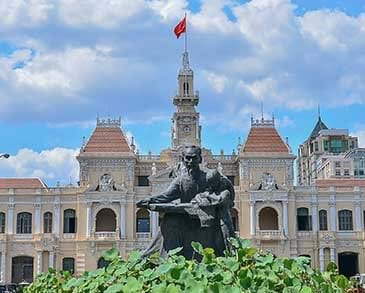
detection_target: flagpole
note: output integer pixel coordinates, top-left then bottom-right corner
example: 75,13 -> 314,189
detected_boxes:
184,12 -> 187,53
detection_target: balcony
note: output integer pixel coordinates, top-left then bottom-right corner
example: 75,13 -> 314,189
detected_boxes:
94,232 -> 117,240
13,234 -> 33,240
256,230 -> 285,240
63,233 -> 76,239
136,232 -> 151,239
297,231 -> 313,239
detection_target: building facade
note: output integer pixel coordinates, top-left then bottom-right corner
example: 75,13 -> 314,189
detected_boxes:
1,52 -> 365,284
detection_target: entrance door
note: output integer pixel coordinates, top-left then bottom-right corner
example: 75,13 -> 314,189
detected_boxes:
338,252 -> 359,278
11,256 -> 34,284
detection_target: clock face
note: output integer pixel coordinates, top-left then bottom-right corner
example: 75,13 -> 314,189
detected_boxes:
183,126 -> 191,133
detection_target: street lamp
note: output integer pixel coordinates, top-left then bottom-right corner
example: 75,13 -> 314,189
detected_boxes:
0,153 -> 9,159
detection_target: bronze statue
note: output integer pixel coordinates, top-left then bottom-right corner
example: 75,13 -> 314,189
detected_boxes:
136,145 -> 236,258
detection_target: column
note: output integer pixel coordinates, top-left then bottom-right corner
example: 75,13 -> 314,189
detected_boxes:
53,196 -> 60,237
120,201 -> 126,239
283,200 -> 288,236
34,196 -> 41,234
330,247 -> 336,263
329,193 -> 336,232
319,248 -> 324,272
37,251 -> 42,275
0,252 -> 5,284
7,197 -> 14,235
86,202 -> 92,238
311,204 -> 318,235
48,252 -> 55,269
354,194 -> 361,231
151,212 -> 159,238
249,201 -> 255,236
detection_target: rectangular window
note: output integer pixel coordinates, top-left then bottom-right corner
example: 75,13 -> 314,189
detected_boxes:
323,140 -> 329,151
344,169 -> 350,176
335,161 -> 341,168
62,258 -> 75,274
335,170 -> 341,176
137,176 -> 150,186
315,142 -> 319,151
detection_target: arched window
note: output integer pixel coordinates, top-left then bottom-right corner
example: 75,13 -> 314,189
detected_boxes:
44,212 -> 53,233
0,212 -> 5,233
62,257 -> 75,274
319,210 -> 328,231
297,208 -> 312,231
136,208 -> 150,233
183,82 -> 189,96
231,208 -> 239,232
259,207 -> 279,230
96,208 -> 116,232
97,257 -> 110,269
16,212 -> 32,234
63,209 -> 76,233
338,210 -> 353,231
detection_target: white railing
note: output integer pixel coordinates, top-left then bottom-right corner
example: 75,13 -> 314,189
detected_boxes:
13,234 -> 33,240
63,233 -> 76,239
134,186 -> 152,193
94,232 -> 117,239
297,231 -> 313,238
136,232 -> 151,239
258,230 -> 283,239
212,155 -> 237,161
137,155 -> 161,161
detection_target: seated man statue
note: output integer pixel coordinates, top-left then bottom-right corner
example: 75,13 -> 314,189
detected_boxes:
137,145 -> 235,258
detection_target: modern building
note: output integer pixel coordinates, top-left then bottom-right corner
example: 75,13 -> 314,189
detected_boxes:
1,51 -> 365,285
297,117 -> 358,185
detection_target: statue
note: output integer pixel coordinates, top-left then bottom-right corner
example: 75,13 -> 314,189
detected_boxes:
137,145 -> 235,258
98,174 -> 115,192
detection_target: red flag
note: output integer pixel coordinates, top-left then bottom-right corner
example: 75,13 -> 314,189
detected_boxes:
174,16 -> 186,39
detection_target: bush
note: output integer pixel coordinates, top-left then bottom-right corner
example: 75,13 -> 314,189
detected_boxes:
25,239 -> 354,292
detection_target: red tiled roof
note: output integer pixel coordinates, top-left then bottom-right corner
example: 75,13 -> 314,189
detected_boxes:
315,179 -> 365,187
243,127 -> 289,153
0,178 -> 47,189
83,127 -> 131,153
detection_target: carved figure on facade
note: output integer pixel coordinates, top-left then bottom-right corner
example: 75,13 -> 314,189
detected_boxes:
97,174 -> 115,192
137,145 -> 236,259
258,172 -> 278,191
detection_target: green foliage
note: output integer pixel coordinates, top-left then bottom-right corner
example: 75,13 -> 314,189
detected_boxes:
24,239 -> 355,293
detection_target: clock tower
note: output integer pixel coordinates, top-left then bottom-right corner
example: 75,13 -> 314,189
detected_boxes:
171,51 -> 201,148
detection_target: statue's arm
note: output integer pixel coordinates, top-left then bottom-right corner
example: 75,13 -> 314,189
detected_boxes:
136,178 -> 181,207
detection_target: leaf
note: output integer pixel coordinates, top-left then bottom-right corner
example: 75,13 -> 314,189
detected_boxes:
335,275 -> 349,289
191,241 -> 204,255
102,247 -> 120,261
104,284 -> 124,293
300,286 -> 312,293
168,247 -> 183,256
122,277 -> 143,292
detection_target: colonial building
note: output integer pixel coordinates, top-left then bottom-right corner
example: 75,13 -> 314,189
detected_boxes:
1,51 -> 365,284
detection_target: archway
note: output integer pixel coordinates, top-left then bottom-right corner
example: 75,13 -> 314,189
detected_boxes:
97,257 -> 110,269
259,207 -> 279,230
231,208 -> 239,232
12,256 -> 34,284
338,252 -> 359,277
96,208 -> 116,232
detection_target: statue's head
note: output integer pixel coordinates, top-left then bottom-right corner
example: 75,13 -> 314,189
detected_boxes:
182,145 -> 202,172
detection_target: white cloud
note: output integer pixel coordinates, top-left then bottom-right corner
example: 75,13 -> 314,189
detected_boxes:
0,0 -> 52,27
58,0 -> 146,28
203,70 -> 229,93
0,0 -> 365,130
0,148 -> 79,185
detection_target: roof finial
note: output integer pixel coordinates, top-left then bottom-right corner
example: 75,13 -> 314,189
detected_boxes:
261,101 -> 264,121
318,103 -> 321,120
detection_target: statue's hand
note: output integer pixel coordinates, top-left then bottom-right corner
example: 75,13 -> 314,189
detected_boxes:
136,198 -> 150,208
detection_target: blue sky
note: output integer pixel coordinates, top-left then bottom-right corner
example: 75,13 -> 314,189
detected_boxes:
0,0 -> 365,186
